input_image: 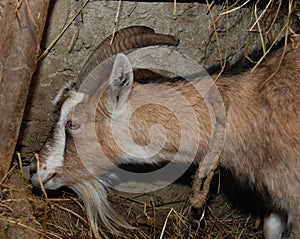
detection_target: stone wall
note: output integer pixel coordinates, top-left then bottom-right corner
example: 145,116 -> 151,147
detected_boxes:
14,0 -> 297,152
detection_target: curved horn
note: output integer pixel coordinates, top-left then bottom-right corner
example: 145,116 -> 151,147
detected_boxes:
75,26 -> 179,93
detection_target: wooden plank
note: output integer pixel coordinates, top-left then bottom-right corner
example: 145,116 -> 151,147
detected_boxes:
0,0 -> 50,178
0,168 -> 40,238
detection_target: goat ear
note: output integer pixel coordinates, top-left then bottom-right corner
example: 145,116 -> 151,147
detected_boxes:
105,53 -> 133,112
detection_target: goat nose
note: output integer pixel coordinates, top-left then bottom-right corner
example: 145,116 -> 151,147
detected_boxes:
31,173 -> 41,188
30,160 -> 37,175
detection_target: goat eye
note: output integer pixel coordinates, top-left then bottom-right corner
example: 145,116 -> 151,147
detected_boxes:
66,121 -> 81,130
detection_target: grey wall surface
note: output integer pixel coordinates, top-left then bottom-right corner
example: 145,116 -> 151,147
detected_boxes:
13,0 -> 296,152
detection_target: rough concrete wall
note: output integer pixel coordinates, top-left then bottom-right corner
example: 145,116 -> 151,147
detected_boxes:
17,0 -> 297,152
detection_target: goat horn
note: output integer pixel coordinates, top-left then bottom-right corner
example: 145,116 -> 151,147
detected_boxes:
75,26 -> 179,93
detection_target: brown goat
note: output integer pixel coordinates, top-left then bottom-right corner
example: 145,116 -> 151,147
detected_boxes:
30,26 -> 300,239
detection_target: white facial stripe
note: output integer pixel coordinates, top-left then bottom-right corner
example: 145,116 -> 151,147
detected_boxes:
51,80 -> 76,105
45,91 -> 85,172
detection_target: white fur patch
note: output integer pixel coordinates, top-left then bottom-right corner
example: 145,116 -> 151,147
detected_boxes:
51,80 -> 76,105
263,212 -> 286,239
42,92 -> 85,184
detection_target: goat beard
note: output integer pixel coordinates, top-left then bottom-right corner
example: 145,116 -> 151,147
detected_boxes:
70,177 -> 133,238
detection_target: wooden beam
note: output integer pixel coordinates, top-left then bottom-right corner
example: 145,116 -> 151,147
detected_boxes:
0,0 -> 50,178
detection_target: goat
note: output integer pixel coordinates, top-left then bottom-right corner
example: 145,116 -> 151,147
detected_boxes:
30,26 -> 300,239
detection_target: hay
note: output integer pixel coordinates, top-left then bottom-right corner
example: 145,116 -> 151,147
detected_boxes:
1,163 -> 263,238
209,0 -> 300,75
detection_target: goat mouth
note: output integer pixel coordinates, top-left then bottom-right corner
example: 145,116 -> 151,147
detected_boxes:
32,172 -> 57,188
43,172 -> 57,185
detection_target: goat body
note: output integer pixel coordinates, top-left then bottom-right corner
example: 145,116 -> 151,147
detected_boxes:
30,26 -> 300,239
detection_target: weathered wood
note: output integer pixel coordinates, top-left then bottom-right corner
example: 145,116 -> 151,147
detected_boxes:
0,168 -> 40,239
0,0 -> 50,178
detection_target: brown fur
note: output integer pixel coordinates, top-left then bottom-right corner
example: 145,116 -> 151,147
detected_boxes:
32,36 -> 299,238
